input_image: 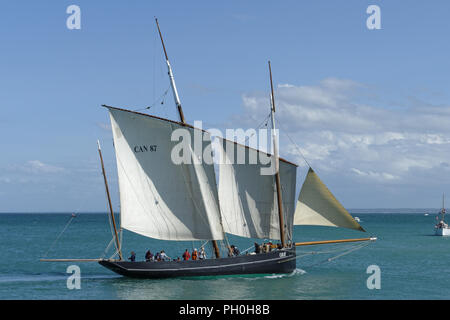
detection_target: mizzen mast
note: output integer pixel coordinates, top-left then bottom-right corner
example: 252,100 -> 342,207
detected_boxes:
268,61 -> 286,248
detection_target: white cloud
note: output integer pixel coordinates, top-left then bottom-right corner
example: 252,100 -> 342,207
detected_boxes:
278,84 -> 294,88
97,122 -> 111,131
25,160 -> 65,174
5,160 -> 66,176
351,168 -> 399,181
233,78 -> 450,186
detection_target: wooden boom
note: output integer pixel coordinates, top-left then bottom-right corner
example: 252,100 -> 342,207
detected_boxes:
295,237 -> 377,247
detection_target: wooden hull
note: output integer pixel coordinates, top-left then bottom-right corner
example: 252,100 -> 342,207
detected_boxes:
99,248 -> 296,279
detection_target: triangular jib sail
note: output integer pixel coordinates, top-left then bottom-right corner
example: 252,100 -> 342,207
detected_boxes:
109,107 -> 224,241
294,167 -> 364,232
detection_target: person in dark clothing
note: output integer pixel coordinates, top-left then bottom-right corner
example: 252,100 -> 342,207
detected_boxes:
228,245 -> 240,257
128,251 -> 136,262
228,245 -> 234,257
254,242 -> 261,254
145,250 -> 153,262
155,251 -> 161,261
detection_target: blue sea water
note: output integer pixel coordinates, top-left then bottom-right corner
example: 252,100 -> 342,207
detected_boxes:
0,211 -> 449,300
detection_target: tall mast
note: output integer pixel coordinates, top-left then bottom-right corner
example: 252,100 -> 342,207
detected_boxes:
268,61 -> 286,248
97,140 -> 122,261
155,18 -> 221,258
155,18 -> 186,124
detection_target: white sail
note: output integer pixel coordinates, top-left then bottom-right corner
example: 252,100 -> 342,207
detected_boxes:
294,168 -> 364,231
108,107 -> 224,241
217,138 -> 297,240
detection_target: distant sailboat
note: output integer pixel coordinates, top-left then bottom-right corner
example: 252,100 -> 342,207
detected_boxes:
435,194 -> 450,236
41,19 -> 376,278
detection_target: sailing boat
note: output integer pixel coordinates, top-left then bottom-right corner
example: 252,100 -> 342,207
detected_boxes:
435,194 -> 450,236
41,19 -> 376,278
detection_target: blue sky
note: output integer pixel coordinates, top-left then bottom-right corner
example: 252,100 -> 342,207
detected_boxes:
1,1 -> 450,212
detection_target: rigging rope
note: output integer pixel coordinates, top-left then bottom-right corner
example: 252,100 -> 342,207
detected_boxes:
101,236 -> 116,259
106,230 -> 124,260
133,86 -> 171,113
274,117 -> 312,168
42,214 -> 77,258
42,192 -> 90,258
294,241 -> 372,267
240,244 -> 255,255
243,113 -> 272,145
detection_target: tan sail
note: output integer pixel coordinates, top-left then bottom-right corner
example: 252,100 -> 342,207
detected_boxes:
294,168 -> 364,232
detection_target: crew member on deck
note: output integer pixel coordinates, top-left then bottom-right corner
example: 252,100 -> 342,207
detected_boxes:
228,245 -> 240,257
145,250 -> 153,262
128,251 -> 136,262
160,250 -> 169,261
182,249 -> 191,260
192,248 -> 198,260
199,247 -> 206,260
228,246 -> 234,257
155,251 -> 161,261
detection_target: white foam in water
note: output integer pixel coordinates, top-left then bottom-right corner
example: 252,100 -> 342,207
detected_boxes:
264,268 -> 307,279
238,268 -> 307,281
291,268 -> 307,276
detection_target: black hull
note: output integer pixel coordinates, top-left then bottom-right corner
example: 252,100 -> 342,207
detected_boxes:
99,248 -> 296,279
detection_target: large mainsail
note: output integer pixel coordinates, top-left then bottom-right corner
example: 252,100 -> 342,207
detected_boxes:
294,167 -> 364,231
108,107 -> 224,241
217,138 -> 297,240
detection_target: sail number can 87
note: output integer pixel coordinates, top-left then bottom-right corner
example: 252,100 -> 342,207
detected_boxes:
223,304 -> 269,315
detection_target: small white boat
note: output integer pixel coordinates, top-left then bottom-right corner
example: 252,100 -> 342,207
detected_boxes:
354,217 -> 361,222
435,225 -> 450,236
435,194 -> 450,236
